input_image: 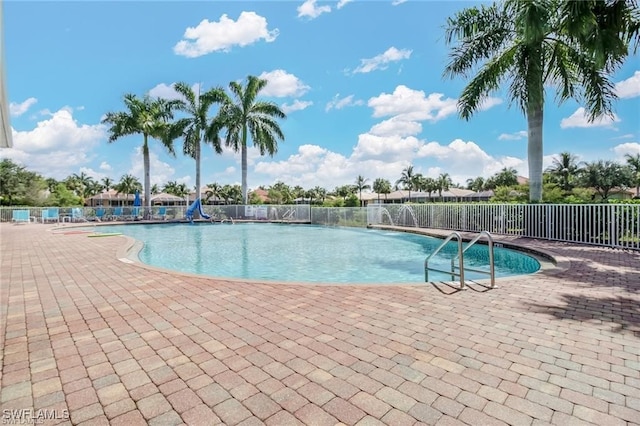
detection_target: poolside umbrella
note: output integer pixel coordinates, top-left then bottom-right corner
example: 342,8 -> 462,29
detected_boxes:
133,190 -> 141,207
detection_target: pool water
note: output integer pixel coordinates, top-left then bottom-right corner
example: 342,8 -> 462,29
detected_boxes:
96,223 -> 540,284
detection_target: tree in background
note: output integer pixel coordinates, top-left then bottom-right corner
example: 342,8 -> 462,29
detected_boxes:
579,160 -> 632,201
0,159 -> 45,205
114,174 -> 142,205
372,178 -> 392,203
354,175 -> 370,206
546,152 -> 580,192
436,173 -> 453,201
396,165 -> 417,201
444,0 -> 639,202
624,153 -> 640,197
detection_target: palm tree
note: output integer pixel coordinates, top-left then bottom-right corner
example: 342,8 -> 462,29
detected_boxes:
579,160 -> 632,201
102,94 -> 178,216
169,82 -> 227,208
313,186 -> 327,204
546,151 -> 579,191
372,178 -> 392,203
395,165 -> 416,202
150,184 -> 160,195
354,175 -> 370,206
101,177 -> 114,193
443,0 -> 639,202
204,182 -> 222,204
115,174 -> 142,206
423,177 -> 438,202
210,75 -> 286,204
624,153 -> 640,197
436,173 -> 453,201
466,177 -> 485,192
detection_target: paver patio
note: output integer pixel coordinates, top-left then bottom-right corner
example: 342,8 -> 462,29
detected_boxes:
1,222 -> 639,425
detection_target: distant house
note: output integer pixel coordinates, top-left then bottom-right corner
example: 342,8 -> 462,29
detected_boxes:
250,188 -> 270,203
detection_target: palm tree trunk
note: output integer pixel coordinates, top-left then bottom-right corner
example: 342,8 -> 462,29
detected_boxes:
241,125 -> 248,204
194,137 -> 201,219
143,134 -> 151,219
527,106 -> 544,202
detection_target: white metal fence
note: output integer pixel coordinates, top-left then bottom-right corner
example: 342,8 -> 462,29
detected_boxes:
3,203 -> 638,250
367,203 -> 640,250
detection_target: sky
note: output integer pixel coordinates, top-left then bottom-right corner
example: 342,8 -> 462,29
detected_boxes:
3,0 -> 640,193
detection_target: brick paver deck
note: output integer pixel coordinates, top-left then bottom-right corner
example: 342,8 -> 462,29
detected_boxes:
1,222 -> 639,425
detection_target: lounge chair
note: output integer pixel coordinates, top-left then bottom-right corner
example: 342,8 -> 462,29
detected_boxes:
111,207 -> 124,221
42,208 -> 60,224
153,207 -> 167,220
95,208 -> 106,221
71,208 -> 87,222
12,209 -> 31,224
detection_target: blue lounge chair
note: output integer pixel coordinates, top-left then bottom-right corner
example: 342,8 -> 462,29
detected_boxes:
95,208 -> 106,221
12,209 -> 31,224
153,207 -> 167,220
111,207 -> 124,221
42,208 -> 60,224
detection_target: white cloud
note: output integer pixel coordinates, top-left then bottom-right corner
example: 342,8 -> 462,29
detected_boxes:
9,97 -> 37,117
478,96 -> 503,111
281,100 -> 313,114
368,118 -> 422,137
297,0 -> 331,19
392,0 -> 408,5
173,11 -> 278,58
325,94 -> 364,111
1,108 -> 106,178
79,166 -> 108,181
368,85 -> 458,122
560,107 -> 621,129
129,147 -> 176,186
612,142 -> 640,157
353,47 -> 412,74
611,133 -> 635,140
498,130 -> 527,141
337,0 -> 352,9
258,70 -> 310,97
99,161 -> 112,171
615,71 -> 640,99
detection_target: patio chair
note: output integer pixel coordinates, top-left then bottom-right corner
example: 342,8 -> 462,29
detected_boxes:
71,208 -> 87,222
153,206 -> 167,220
111,207 -> 124,221
95,208 -> 106,221
42,208 -> 60,224
12,209 -> 31,224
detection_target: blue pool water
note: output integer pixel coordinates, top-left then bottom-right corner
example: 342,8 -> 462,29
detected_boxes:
95,223 -> 540,284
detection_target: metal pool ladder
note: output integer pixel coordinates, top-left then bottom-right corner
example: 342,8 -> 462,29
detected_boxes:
424,231 -> 496,290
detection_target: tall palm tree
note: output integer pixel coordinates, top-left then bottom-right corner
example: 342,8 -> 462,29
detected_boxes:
169,82 -> 227,207
625,153 -> 640,197
444,0 -> 639,202
396,165 -> 416,202
546,151 -> 579,191
102,94 -> 178,216
210,75 -> 286,204
354,175 -> 370,206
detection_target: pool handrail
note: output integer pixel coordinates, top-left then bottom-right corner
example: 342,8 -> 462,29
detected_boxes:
425,231 -> 465,289
452,230 -> 496,288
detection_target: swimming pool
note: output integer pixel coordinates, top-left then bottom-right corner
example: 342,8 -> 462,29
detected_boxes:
98,223 -> 540,284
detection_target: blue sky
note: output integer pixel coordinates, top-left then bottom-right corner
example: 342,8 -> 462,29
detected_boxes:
3,0 -> 640,192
